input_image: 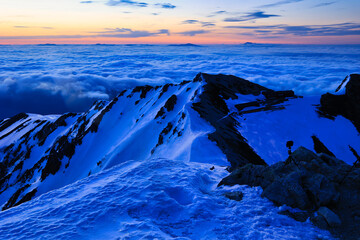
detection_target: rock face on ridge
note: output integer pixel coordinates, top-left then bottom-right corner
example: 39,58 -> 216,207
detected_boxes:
320,74 -> 360,133
192,73 -> 296,169
219,147 -> 360,240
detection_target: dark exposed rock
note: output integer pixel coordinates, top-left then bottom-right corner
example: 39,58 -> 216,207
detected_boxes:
335,76 -> 349,93
181,112 -> 186,119
317,206 -> 341,228
311,214 -> 329,230
155,107 -> 166,119
262,90 -> 295,99
0,119 -> 31,140
164,95 -> 177,112
311,135 -> 335,157
92,100 -> 107,111
191,73 -> 296,170
132,85 -> 153,99
89,96 -> 118,133
320,74 -> 360,133
19,158 -> 46,184
21,120 -> 46,143
224,191 -> 243,201
219,146 -> 360,239
13,161 -> 24,172
154,95 -> 178,120
35,113 -> 76,146
156,122 -> 173,147
14,188 -> 37,208
158,84 -> 173,99
0,113 -> 28,133
235,90 -> 296,115
192,73 -> 267,169
41,153 -> 62,181
2,184 -> 30,210
278,210 -> 311,222
161,122 -> 173,136
118,89 -> 127,97
235,101 -> 260,111
179,80 -> 191,86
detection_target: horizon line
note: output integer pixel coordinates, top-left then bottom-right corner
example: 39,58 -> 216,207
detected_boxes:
1,42 -> 360,46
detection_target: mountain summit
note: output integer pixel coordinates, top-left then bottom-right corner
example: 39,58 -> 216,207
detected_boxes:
0,73 -> 359,213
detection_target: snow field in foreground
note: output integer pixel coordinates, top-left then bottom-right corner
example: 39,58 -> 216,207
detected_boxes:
0,158 -> 334,240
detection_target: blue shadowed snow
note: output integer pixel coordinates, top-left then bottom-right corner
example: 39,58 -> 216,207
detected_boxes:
0,159 -> 334,240
0,44 -> 359,119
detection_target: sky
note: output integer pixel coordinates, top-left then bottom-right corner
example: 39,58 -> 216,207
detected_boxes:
0,0 -> 359,44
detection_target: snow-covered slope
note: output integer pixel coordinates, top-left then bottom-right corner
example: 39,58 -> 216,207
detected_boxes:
0,72 -> 359,214
227,95 -> 360,165
0,158 -> 333,240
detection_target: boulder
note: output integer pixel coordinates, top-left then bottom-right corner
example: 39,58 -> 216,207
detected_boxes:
262,171 -> 311,210
219,146 -> 360,239
224,191 -> 243,201
317,207 -> 341,228
279,210 -> 311,222
311,214 -> 329,230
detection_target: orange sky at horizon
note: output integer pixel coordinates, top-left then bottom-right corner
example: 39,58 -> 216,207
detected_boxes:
0,0 -> 359,45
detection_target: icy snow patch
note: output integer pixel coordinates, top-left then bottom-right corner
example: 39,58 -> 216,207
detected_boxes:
0,159 -> 333,240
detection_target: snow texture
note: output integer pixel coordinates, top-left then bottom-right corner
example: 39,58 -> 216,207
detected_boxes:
0,80 -> 227,209
0,158 -> 334,240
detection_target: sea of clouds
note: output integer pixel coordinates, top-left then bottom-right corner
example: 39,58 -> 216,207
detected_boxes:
0,44 -> 359,119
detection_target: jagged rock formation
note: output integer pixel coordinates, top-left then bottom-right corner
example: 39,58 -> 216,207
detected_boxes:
219,147 -> 360,239
0,72 -> 359,222
320,74 -> 360,133
193,73 -> 302,169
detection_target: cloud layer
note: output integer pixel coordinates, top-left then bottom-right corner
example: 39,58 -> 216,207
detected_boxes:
105,0 -> 176,9
0,44 -> 359,119
258,0 -> 303,8
0,28 -> 170,40
224,11 -> 280,22
226,23 -> 360,37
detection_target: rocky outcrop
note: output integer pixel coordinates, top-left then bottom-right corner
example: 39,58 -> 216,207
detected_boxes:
192,73 -> 297,170
320,74 -> 360,133
219,147 -> 360,239
155,94 -> 178,119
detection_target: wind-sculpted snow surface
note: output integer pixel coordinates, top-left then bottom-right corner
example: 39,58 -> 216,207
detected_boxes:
0,159 -> 334,240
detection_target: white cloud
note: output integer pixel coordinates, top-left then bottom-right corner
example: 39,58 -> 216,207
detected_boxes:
0,44 -> 359,119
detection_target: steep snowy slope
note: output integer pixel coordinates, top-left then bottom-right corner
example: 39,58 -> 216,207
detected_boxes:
0,158 -> 333,240
0,78 -> 228,210
0,73 -> 359,212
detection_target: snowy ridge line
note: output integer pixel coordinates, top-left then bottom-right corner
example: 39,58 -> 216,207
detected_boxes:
0,72 -> 359,214
0,75 -> 226,210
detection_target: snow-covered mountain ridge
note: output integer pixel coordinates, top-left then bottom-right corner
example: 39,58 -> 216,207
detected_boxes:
0,158 -> 334,240
0,73 -> 359,212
